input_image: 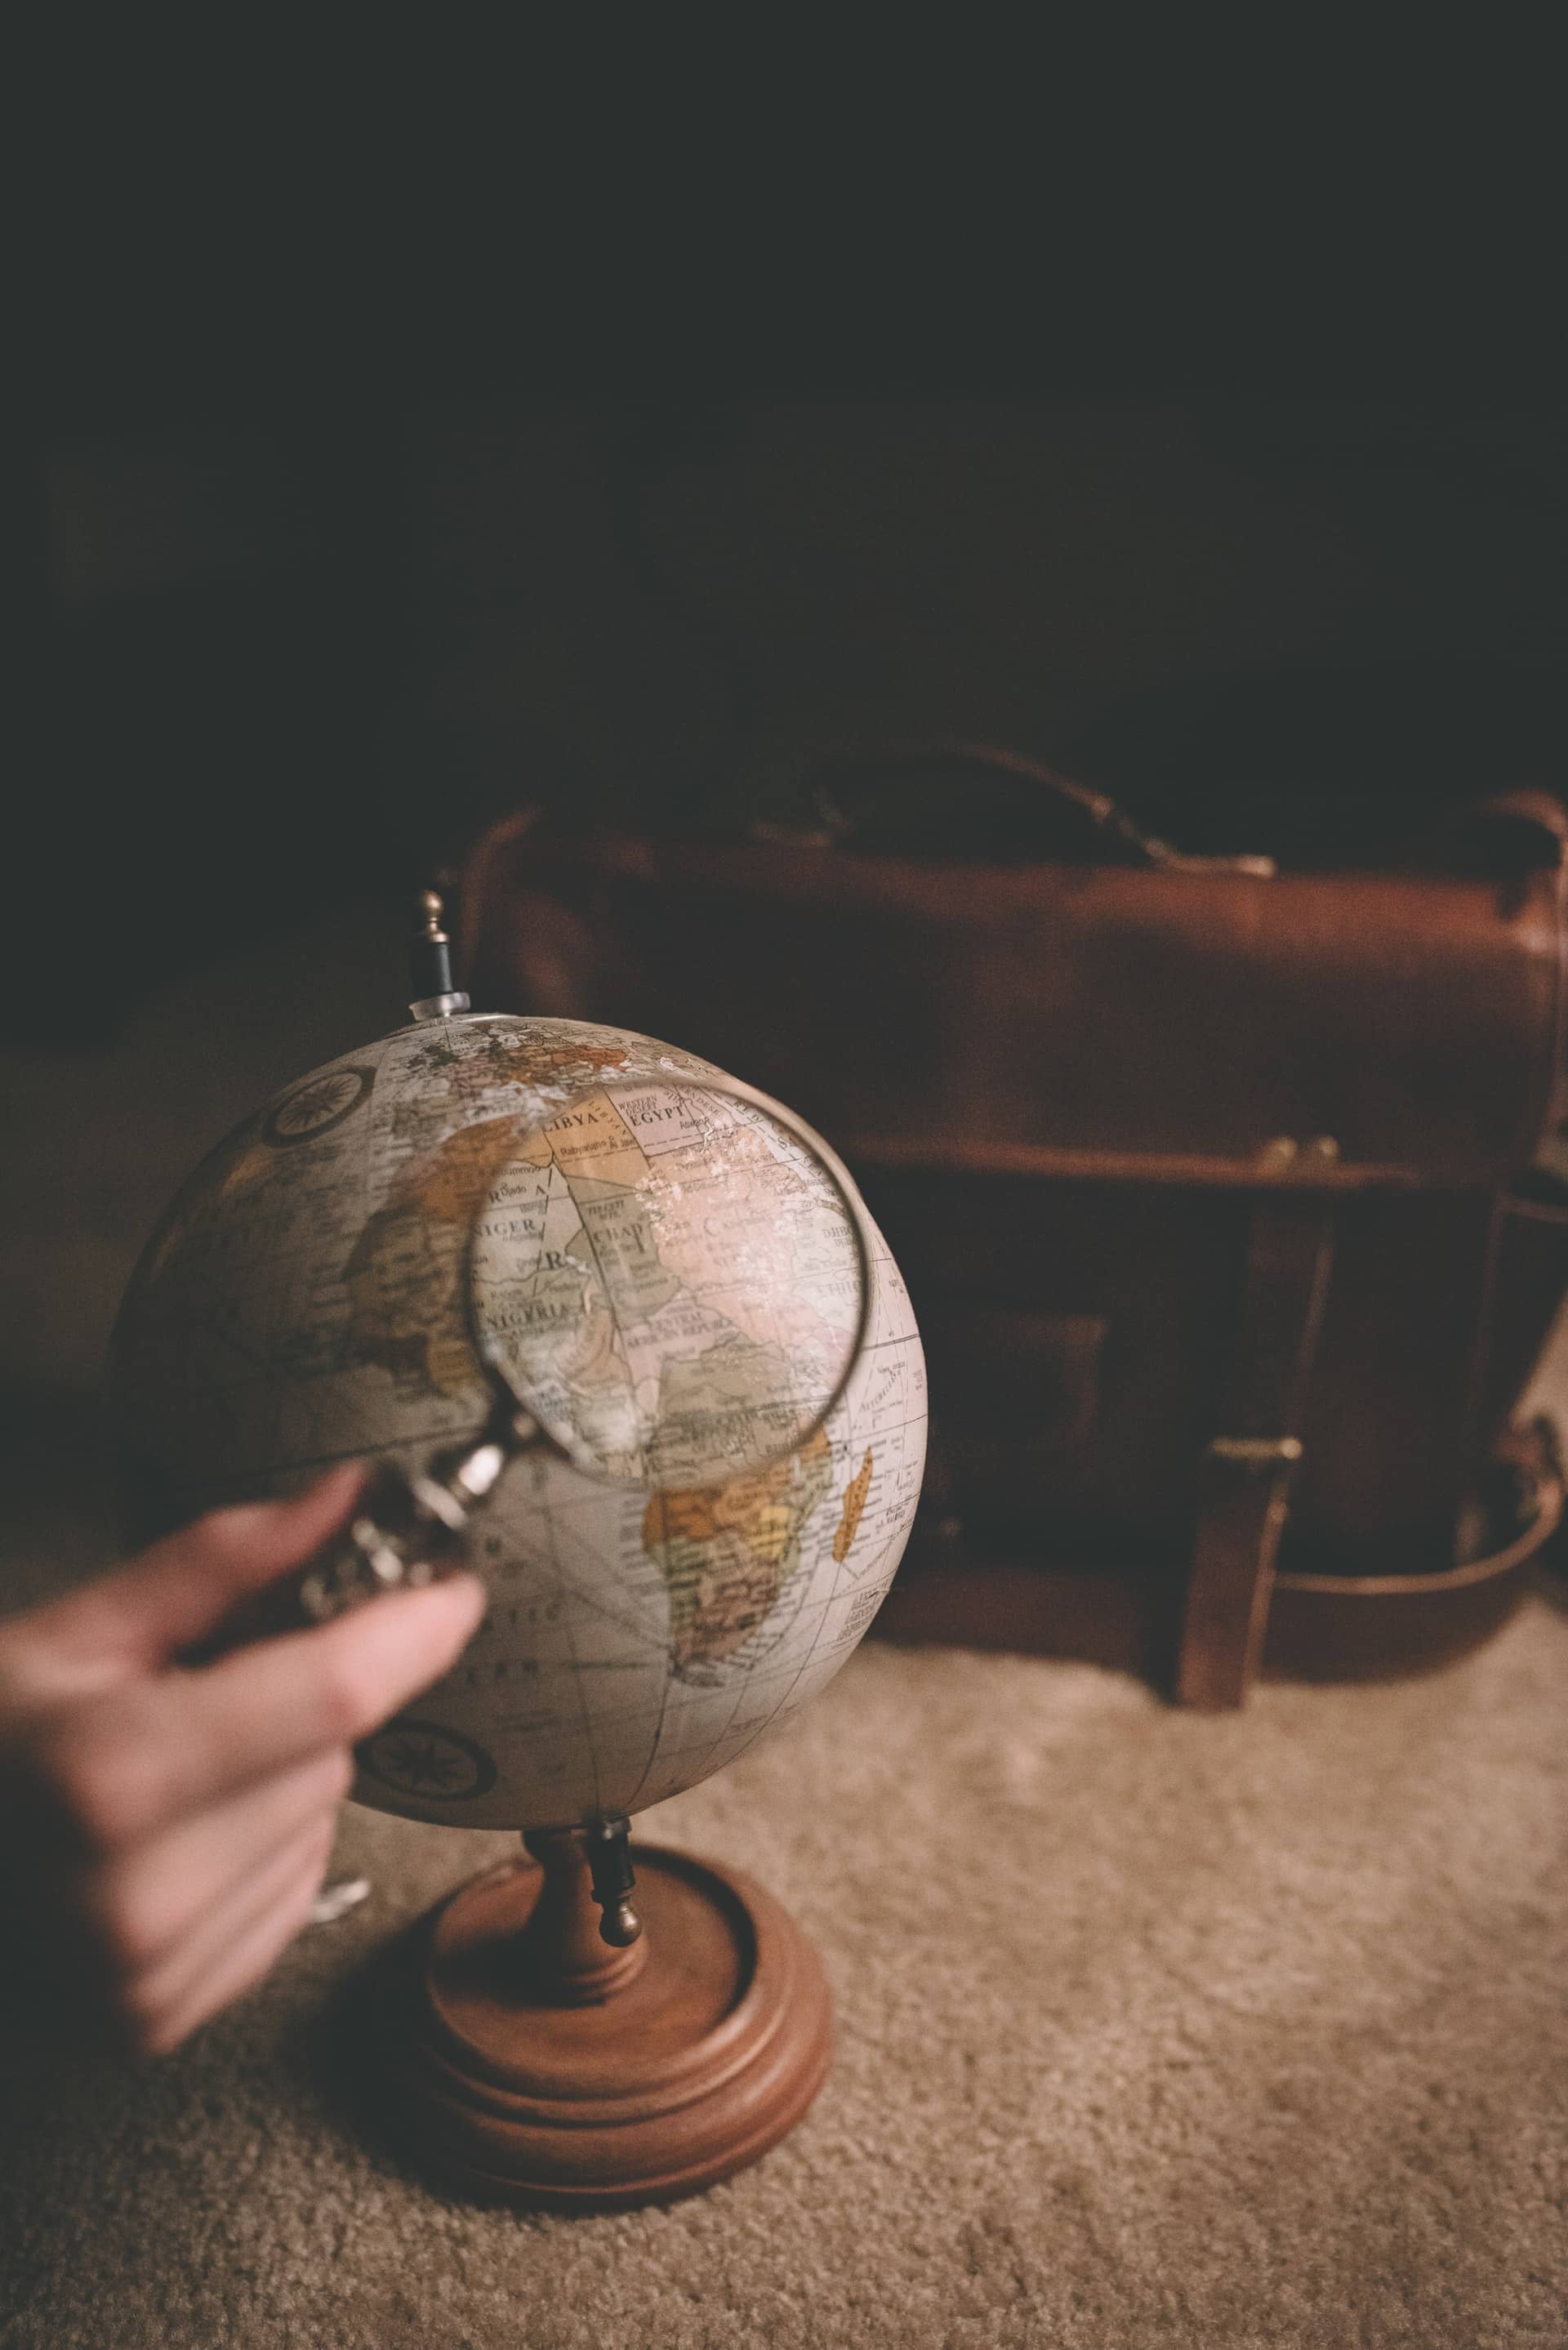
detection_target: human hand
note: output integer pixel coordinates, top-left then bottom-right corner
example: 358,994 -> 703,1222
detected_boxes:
0,1467 -> 485,2058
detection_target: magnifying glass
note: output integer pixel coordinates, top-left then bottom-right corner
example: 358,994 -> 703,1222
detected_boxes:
273,1074 -> 873,1631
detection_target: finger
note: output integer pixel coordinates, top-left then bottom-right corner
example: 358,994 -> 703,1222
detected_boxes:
33,1573 -> 487,1852
80,1747 -> 352,1980
110,1808 -> 332,2053
11,1467 -> 370,1692
130,1821 -> 335,2058
42,1809 -> 336,2062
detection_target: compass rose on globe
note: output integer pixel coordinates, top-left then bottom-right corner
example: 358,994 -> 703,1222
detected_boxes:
360,1719 -> 499,1803
261,1065 -> 375,1145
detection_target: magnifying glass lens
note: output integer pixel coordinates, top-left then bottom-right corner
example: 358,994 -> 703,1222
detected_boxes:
469,1081 -> 867,1489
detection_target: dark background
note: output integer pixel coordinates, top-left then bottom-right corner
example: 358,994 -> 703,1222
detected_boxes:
26,38 -> 1566,1041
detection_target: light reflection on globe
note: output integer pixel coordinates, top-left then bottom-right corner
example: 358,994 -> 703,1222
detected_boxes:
109,1016 -> 927,1831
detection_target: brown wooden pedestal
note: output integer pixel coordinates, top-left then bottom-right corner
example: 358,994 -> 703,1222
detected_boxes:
367,1834 -> 833,2212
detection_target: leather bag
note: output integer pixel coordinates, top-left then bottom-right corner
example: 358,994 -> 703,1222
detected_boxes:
455,747 -> 1568,1706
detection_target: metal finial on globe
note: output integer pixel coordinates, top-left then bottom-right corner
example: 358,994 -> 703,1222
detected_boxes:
408,887 -> 470,1022
598,1898 -> 643,1948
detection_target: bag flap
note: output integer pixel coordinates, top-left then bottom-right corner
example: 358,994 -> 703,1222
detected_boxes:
461,816 -> 1567,1189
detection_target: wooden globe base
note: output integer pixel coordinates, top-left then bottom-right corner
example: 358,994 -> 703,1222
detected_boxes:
368,1832 -> 833,2212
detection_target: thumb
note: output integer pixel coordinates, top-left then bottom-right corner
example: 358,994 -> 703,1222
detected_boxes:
15,1466 -> 371,1691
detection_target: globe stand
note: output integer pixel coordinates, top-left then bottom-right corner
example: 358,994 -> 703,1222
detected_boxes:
368,1826 -> 834,2211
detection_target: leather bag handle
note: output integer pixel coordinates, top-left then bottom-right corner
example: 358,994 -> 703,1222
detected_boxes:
745,738 -> 1277,876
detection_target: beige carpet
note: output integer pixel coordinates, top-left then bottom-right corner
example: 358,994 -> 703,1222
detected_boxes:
6,905 -> 1565,2346
3,1574 -> 1566,2350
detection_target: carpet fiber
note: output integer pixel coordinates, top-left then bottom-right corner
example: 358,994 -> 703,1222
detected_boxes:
3,1583 -> 1566,2349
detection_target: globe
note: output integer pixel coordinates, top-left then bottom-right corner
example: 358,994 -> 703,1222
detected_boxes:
109,1014 -> 927,1832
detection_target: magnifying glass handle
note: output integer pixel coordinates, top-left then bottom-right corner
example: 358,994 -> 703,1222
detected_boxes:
184,1434 -> 516,1663
292,1444 -> 508,1625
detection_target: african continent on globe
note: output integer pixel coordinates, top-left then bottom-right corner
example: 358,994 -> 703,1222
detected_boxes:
109,1015 -> 927,1831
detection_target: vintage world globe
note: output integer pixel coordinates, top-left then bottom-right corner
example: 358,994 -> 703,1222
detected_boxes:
109,1014 -> 927,1831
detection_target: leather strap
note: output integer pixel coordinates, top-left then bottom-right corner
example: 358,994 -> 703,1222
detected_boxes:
1274,1415 -> 1564,1597
1176,1197 -> 1338,1708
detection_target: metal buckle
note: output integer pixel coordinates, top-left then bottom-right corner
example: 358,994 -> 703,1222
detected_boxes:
1205,1435 -> 1304,1470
